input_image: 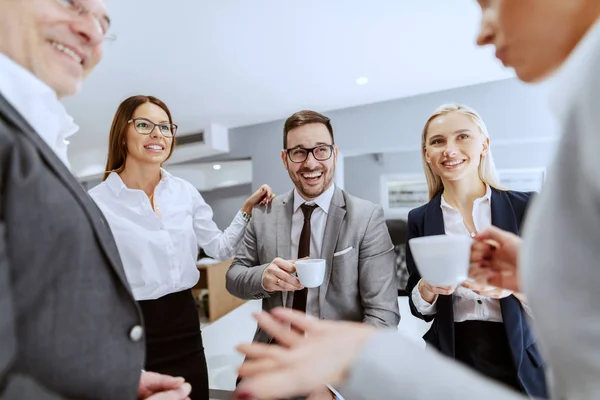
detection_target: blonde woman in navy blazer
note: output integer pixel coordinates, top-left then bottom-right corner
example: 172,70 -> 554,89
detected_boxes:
405,104 -> 547,398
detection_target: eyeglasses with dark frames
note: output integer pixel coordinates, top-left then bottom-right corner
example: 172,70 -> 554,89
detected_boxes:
285,145 -> 334,163
128,118 -> 178,138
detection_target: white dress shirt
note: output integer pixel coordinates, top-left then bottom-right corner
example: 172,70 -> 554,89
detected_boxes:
88,169 -> 247,300
411,184 -> 506,323
0,53 -> 77,168
290,184 -> 335,314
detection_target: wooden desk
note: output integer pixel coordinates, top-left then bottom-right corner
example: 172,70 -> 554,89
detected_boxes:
193,258 -> 246,322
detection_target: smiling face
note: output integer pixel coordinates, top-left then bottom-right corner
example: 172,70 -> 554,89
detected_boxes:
125,102 -> 174,167
281,122 -> 338,201
0,0 -> 109,98
424,111 -> 489,184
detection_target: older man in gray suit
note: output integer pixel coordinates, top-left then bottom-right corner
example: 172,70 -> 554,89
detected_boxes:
0,0 -> 190,399
226,110 -> 399,398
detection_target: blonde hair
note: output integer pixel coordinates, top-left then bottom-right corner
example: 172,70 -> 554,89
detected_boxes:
421,103 -> 503,200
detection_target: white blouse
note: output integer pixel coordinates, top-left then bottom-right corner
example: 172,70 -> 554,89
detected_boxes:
411,185 -> 511,322
89,169 -> 247,300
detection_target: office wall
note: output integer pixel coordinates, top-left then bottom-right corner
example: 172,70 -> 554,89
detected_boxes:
344,139 -> 557,205
200,183 -> 253,230
204,78 -> 557,196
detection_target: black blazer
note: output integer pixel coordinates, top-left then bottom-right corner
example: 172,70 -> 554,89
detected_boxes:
405,188 -> 548,398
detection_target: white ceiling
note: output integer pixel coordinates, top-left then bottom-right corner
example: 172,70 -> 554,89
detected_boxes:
64,0 -> 514,183
64,0 -> 512,149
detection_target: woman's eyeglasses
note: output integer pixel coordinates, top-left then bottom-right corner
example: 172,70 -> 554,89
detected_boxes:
128,118 -> 178,138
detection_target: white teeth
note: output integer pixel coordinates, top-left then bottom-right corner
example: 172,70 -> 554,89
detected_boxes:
444,160 -> 464,166
51,41 -> 82,64
145,145 -> 163,150
302,172 -> 322,178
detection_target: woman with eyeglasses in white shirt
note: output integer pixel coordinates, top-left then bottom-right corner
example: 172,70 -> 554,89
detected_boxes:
88,95 -> 273,400
405,103 -> 547,398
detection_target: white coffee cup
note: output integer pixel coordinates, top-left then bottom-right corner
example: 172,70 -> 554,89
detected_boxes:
408,234 -> 473,286
294,259 -> 326,288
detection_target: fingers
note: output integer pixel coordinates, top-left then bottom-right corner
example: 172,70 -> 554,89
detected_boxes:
468,264 -> 493,287
270,307 -> 320,335
423,282 -> 456,295
253,311 -> 305,348
235,371 -> 304,400
263,260 -> 303,291
237,342 -> 280,361
257,184 -> 275,206
146,383 -> 192,400
272,268 -> 302,288
265,270 -> 301,291
469,262 -> 521,292
472,288 -> 512,299
263,258 -> 303,291
473,225 -> 509,243
238,356 -> 283,378
470,241 -> 495,264
272,258 -> 296,273
141,372 -> 186,392
431,286 -> 455,295
486,269 -> 521,292
460,280 -> 486,291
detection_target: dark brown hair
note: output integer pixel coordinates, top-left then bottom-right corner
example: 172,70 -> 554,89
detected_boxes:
103,95 -> 176,181
283,110 -> 334,148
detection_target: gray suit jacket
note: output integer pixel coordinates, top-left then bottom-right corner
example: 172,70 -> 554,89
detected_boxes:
0,94 -> 144,399
226,187 -> 400,344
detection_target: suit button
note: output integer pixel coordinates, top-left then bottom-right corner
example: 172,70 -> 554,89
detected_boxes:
477,300 -> 482,305
129,325 -> 144,342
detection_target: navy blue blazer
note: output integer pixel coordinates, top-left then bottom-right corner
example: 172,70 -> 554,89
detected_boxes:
405,188 -> 548,398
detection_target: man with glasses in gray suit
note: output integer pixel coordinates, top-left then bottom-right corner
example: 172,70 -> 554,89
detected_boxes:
226,109 -> 400,399
0,0 -> 190,398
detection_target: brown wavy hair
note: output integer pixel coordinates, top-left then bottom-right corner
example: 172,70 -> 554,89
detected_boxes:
103,95 -> 176,181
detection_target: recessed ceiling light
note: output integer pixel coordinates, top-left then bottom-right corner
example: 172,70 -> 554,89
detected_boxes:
213,164 -> 221,170
355,77 -> 369,85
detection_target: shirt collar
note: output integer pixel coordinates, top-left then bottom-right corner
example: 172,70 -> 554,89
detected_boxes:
548,18 -> 600,122
441,184 -> 491,210
105,168 -> 170,196
0,53 -> 79,166
293,184 -> 336,214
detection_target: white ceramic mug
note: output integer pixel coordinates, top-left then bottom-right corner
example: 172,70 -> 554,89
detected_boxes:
294,259 -> 326,288
408,234 -> 473,286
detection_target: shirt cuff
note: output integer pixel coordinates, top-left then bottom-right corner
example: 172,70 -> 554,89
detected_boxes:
233,210 -> 248,226
411,280 -> 438,315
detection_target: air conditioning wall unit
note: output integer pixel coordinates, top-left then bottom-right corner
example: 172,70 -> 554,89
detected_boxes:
165,123 -> 230,165
72,123 -> 230,183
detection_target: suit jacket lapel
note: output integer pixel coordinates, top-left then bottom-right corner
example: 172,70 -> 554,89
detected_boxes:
490,189 -> 519,233
318,187 -> 346,307
277,190 -> 294,307
491,189 -> 525,369
423,192 -> 446,236
0,94 -> 130,288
